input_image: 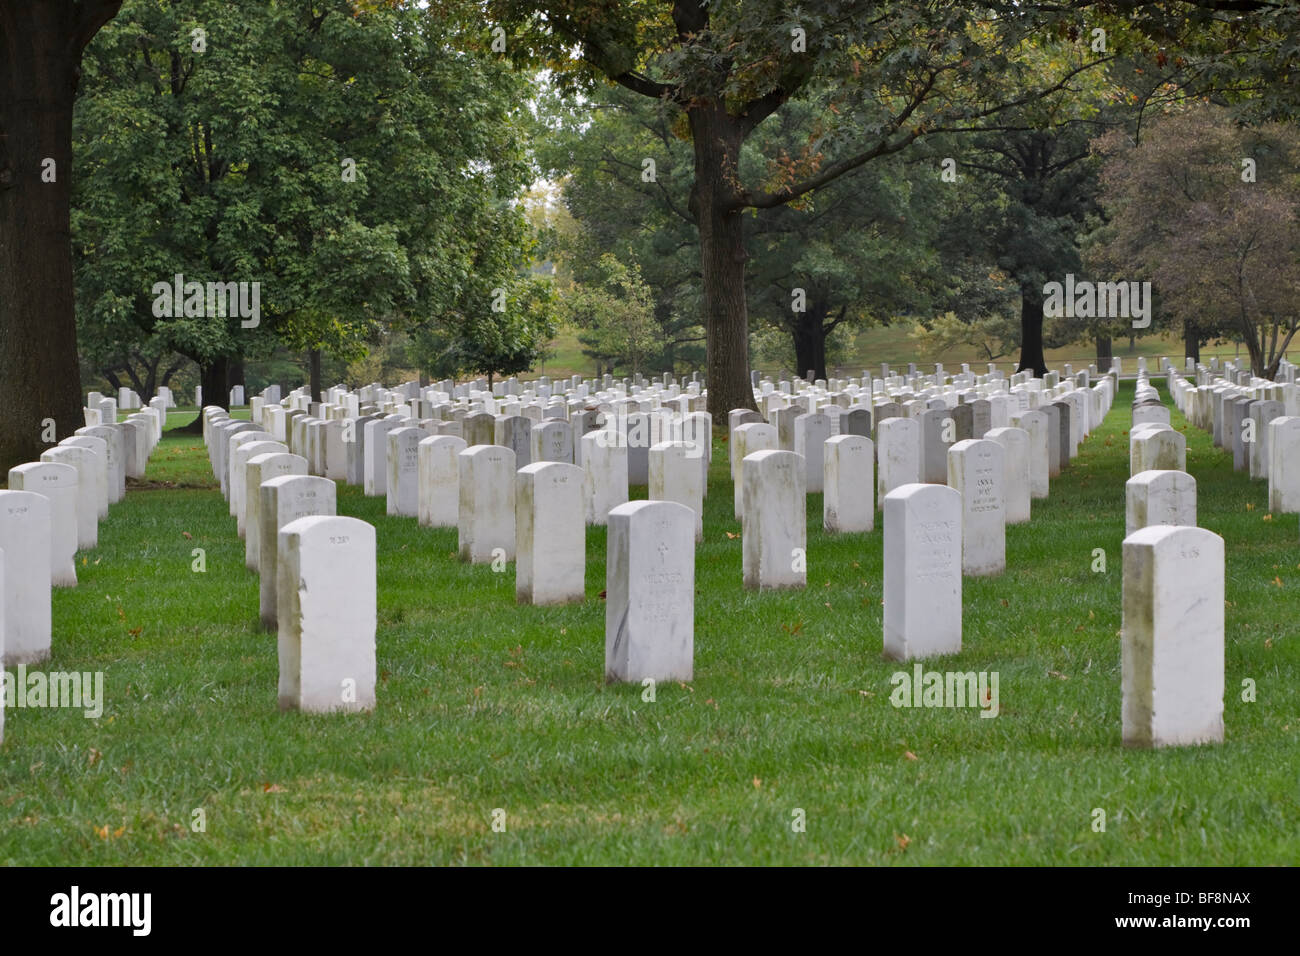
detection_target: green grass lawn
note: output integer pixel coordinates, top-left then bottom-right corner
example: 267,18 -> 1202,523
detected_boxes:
2,384 -> 1296,865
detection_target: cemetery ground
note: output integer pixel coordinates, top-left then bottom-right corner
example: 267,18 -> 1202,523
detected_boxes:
2,383 -> 1296,866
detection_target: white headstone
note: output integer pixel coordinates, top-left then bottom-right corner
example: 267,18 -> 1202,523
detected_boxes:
0,491 -> 52,664
648,441 -> 704,542
245,452 -> 309,572
947,439 -> 1005,576
1122,525 -> 1224,747
277,515 -> 376,713
418,435 -> 468,528
386,426 -> 424,517
984,426 -> 1030,524
605,500 -> 694,683
732,422 -> 778,521
1268,417 -> 1300,513
458,445 -> 516,563
41,446 -> 98,550
258,475 -> 337,629
516,462 -> 585,605
232,440 -> 288,536
742,449 -> 806,589
877,417 -> 920,500
62,435 -> 109,518
823,435 -> 873,534
793,411 -> 832,493
1011,410 -> 1050,499
9,462 -> 79,587
1125,470 -> 1197,536
580,431 -> 628,526
883,483 -> 961,660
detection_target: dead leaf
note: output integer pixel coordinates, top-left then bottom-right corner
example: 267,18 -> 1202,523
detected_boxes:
262,783 -> 286,793
182,531 -> 192,539
904,751 -> 918,761
752,777 -> 762,789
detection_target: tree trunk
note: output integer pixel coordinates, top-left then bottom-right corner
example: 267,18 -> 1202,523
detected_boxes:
227,356 -> 245,393
688,100 -> 757,416
308,349 -> 322,403
1095,334 -> 1112,373
791,304 -> 830,381
0,2 -> 121,472
178,355 -> 228,432
1016,286 -> 1048,377
202,357 -> 229,411
1184,321 -> 1200,365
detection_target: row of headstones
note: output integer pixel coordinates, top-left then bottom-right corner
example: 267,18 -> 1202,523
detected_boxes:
1125,375 -> 1197,537
198,407 -> 375,714
1164,361 -> 1300,517
97,385 -> 176,411
0,408 -> 159,742
206,366 -> 1220,747
203,402 -> 713,709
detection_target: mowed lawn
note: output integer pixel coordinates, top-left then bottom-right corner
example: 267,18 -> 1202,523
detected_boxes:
1,381 -> 1297,865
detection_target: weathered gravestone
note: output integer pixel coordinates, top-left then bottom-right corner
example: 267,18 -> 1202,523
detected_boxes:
232,440 -> 288,536
386,426 -> 424,518
245,453 -> 309,571
1122,525 -> 1224,748
919,408 -> 952,484
258,476 -> 337,630
649,441 -> 704,542
1268,417 -> 1300,513
532,419 -> 574,464
363,418 -> 400,496
495,415 -> 532,469
605,500 -> 695,683
0,491 -> 52,664
7,463 -> 78,587
580,430 -> 628,526
1125,470 -> 1197,536
516,462 -> 585,605
1130,427 -> 1185,475
883,483 -> 961,661
418,435 -> 468,528
62,435 -> 109,518
458,445 -> 516,563
1011,410 -> 1050,500
877,417 -> 920,499
277,515 -> 376,714
984,426 -> 1030,524
732,422 -> 778,521
823,435 -> 873,534
742,449 -> 806,589
793,411 -> 832,494
42,445 -> 99,550
947,439 -> 1005,576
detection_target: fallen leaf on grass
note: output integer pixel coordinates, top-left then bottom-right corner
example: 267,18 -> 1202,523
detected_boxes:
904,751 -> 918,761
262,783 -> 286,793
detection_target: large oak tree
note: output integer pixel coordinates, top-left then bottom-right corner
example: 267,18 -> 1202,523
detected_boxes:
489,0 -> 1109,414
0,0 -> 122,472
